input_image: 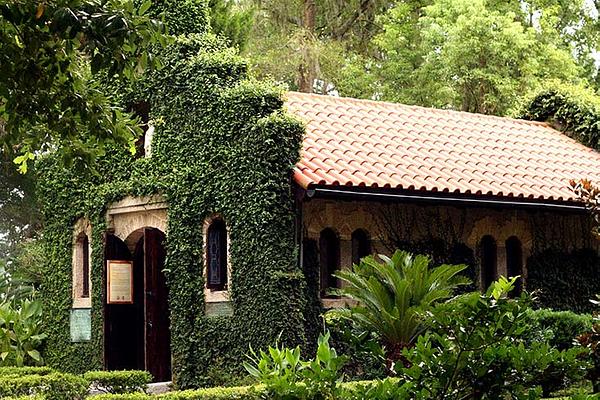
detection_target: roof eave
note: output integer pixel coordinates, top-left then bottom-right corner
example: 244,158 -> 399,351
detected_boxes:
300,184 -> 587,213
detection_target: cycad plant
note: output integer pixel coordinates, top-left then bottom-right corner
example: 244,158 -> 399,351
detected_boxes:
332,250 -> 469,366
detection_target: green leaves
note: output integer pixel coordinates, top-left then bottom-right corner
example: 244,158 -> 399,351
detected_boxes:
244,332 -> 348,399
400,280 -> 588,398
0,299 -> 46,367
332,250 -> 469,361
0,0 -> 167,171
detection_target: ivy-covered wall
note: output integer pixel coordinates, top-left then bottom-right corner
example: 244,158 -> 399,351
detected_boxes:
37,22 -> 310,387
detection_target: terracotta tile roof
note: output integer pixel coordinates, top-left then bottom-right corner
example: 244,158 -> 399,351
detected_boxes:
285,91 -> 600,203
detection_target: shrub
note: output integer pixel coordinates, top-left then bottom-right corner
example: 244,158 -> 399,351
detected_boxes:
401,277 -> 587,399
0,366 -> 54,376
577,297 -> 600,393
529,308 -> 593,350
0,371 -> 88,399
84,370 -> 152,394
324,310 -> 387,380
527,249 -> 600,313
243,332 -> 347,399
333,250 -> 468,366
92,385 -> 262,399
0,300 -> 46,366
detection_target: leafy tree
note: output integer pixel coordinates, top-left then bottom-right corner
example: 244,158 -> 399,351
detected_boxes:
332,250 -> 468,367
208,0 -> 254,50
374,0 -> 582,115
243,0 -> 393,93
0,0 -> 166,171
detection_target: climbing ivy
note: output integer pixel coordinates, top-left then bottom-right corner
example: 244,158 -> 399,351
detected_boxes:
36,11 -> 310,387
522,83 -> 600,151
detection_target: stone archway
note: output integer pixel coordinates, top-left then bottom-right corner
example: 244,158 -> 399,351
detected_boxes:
104,196 -> 171,382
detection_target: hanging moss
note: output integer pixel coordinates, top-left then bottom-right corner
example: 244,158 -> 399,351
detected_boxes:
36,29 -> 310,388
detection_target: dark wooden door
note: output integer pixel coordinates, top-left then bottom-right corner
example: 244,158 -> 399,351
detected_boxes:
104,234 -> 143,371
144,228 -> 171,382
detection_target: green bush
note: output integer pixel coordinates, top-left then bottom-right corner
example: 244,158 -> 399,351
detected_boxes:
0,300 -> 46,366
529,308 -> 593,350
333,250 -> 469,367
401,277 -> 587,399
0,366 -> 54,376
0,371 -> 88,399
93,385 -> 262,399
84,370 -> 152,394
92,380 -> 409,399
243,332 -> 347,399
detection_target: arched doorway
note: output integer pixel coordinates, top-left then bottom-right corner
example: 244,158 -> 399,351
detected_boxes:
104,227 -> 171,382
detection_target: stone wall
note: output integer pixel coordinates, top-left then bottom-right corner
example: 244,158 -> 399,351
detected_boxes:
301,197 -> 597,295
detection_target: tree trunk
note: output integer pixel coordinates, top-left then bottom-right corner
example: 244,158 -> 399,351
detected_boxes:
298,0 -> 316,93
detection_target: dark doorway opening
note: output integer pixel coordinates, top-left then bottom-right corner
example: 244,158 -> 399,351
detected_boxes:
104,228 -> 171,382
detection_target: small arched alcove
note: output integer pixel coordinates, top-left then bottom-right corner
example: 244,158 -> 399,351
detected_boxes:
505,236 -> 523,295
479,235 -> 497,291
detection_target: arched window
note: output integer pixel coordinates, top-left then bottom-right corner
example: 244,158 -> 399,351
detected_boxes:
77,233 -> 90,298
505,236 -> 523,295
72,218 -> 92,308
351,229 -> 371,265
319,228 -> 340,297
206,218 -> 228,291
479,235 -> 497,291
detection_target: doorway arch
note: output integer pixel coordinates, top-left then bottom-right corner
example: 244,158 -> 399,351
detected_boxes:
104,227 -> 171,382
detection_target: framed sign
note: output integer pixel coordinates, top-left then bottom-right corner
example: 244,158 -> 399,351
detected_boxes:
70,308 -> 91,342
107,260 -> 133,304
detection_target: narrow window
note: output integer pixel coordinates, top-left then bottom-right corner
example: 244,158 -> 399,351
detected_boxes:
206,218 -> 228,291
505,236 -> 523,295
78,233 -> 90,298
480,235 -> 497,291
351,229 -> 371,265
319,228 -> 340,297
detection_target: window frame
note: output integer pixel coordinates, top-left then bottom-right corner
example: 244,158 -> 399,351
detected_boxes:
203,215 -> 231,303
72,218 -> 92,308
319,228 -> 341,298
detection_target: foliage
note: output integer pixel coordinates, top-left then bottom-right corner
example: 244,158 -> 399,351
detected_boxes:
526,248 -> 600,314
243,332 -> 347,399
0,366 -> 53,376
373,0 -> 581,115
0,0 -> 167,171
0,154 -> 40,260
243,0 -> 391,93
324,310 -> 386,380
523,83 -> 600,151
0,300 -> 46,367
528,308 -> 593,350
333,250 -> 468,364
400,277 -> 587,399
84,370 -> 152,394
577,296 -> 600,393
0,371 -> 88,399
209,0 -> 254,50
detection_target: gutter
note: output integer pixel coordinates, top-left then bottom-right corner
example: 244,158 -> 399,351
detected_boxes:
304,186 -> 587,213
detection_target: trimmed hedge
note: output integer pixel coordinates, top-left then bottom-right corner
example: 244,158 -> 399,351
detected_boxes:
0,372 -> 88,399
0,366 -> 54,376
529,309 -> 594,350
84,370 -> 152,394
93,385 -> 262,400
91,380 -> 396,399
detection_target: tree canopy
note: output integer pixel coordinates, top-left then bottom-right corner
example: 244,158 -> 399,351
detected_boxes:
0,0 -> 166,172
